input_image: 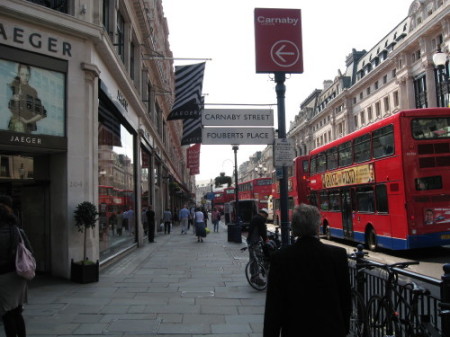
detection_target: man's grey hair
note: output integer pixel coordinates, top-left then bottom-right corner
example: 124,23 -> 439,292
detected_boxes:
291,203 -> 321,237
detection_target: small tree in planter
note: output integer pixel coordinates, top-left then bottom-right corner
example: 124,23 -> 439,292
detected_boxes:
71,201 -> 99,283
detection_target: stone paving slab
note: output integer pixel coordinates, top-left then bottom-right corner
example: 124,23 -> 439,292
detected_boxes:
0,222 -> 267,337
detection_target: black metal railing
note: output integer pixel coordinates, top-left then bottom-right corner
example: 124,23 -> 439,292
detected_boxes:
349,244 -> 450,336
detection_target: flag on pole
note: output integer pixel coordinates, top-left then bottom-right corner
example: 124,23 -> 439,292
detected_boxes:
168,62 -> 205,120
181,114 -> 202,145
187,143 -> 201,174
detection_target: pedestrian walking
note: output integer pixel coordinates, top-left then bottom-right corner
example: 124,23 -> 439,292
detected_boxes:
146,205 -> 156,242
116,211 -> 123,236
141,207 -> 147,236
0,195 -> 33,337
178,206 -> 190,234
211,208 -> 220,232
194,207 -> 206,242
263,203 -> 351,337
190,206 -> 196,234
162,208 -> 172,234
202,208 -> 209,228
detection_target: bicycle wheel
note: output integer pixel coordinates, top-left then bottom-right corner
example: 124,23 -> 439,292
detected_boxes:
244,259 -> 267,291
349,290 -> 367,337
367,295 -> 394,337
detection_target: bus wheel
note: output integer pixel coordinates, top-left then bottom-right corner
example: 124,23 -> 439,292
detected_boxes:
366,228 -> 377,251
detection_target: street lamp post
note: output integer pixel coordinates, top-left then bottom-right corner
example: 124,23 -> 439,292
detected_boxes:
432,49 -> 449,107
254,164 -> 267,178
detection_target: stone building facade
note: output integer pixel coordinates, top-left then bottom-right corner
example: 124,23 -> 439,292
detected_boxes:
288,0 -> 450,156
0,0 -> 193,279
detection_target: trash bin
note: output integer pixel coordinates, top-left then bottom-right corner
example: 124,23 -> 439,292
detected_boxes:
227,223 -> 242,243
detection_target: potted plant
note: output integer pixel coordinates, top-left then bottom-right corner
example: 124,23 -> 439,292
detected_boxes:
71,201 -> 100,284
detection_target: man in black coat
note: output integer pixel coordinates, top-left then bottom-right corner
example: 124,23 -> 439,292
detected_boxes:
263,204 -> 351,337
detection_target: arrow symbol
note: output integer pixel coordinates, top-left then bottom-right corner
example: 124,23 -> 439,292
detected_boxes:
275,44 -> 295,62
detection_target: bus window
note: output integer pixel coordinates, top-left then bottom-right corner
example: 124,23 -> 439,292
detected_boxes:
412,117 -> 450,139
356,186 -> 375,213
338,141 -> 352,167
320,191 -> 329,210
329,190 -> 341,211
327,147 -> 338,170
302,159 -> 309,173
309,191 -> 318,207
354,134 -> 371,163
310,155 -> 317,175
415,176 -> 443,191
317,153 -> 327,173
375,184 -> 389,213
373,125 -> 394,158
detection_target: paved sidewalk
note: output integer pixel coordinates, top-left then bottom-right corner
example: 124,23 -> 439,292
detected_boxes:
2,222 -> 266,337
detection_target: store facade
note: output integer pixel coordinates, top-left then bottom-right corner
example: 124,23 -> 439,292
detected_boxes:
0,0 -> 193,279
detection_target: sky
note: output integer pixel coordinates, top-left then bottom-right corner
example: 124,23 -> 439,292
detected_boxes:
162,0 -> 413,182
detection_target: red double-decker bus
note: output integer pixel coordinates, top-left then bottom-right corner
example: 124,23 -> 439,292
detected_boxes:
271,155 -> 310,226
238,177 -> 272,210
223,186 -> 236,203
308,108 -> 450,250
212,191 -> 225,213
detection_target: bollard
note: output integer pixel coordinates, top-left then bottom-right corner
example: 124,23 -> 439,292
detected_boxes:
441,263 -> 450,336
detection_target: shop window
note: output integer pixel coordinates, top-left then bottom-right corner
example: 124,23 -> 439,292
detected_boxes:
98,118 -> 135,261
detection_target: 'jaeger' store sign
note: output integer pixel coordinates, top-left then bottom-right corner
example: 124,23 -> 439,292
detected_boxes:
0,42 -> 68,151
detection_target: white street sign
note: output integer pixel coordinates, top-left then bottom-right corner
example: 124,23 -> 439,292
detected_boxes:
202,127 -> 274,145
274,138 -> 295,167
202,109 -> 274,127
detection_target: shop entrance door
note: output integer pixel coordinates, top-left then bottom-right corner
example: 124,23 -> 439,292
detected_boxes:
0,182 -> 50,273
20,184 -> 50,273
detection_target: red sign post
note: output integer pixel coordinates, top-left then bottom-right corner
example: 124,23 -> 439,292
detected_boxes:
254,8 -> 303,73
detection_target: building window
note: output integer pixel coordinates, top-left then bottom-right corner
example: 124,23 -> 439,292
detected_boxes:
27,0 -> 68,13
414,75 -> 428,108
383,75 -> 388,84
374,81 -> 379,90
367,87 -> 371,95
130,42 -> 135,80
435,64 -> 450,107
393,91 -> 399,107
360,92 -> 363,100
368,107 -> 373,121
361,111 -> 366,125
354,115 -> 358,128
375,102 -> 381,117
116,12 -> 125,62
103,0 -> 110,30
384,96 -> 390,113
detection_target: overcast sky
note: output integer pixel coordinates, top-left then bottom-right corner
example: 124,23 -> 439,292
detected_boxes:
162,0 -> 413,182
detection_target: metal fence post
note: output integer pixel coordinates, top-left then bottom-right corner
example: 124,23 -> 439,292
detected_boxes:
355,244 -> 366,299
441,264 -> 450,336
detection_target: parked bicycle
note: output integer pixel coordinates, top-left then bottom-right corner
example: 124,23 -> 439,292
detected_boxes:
348,245 -> 369,337
241,229 -> 280,291
358,260 -> 445,337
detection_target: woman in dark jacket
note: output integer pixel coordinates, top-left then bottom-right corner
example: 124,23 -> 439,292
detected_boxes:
0,195 -> 32,337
